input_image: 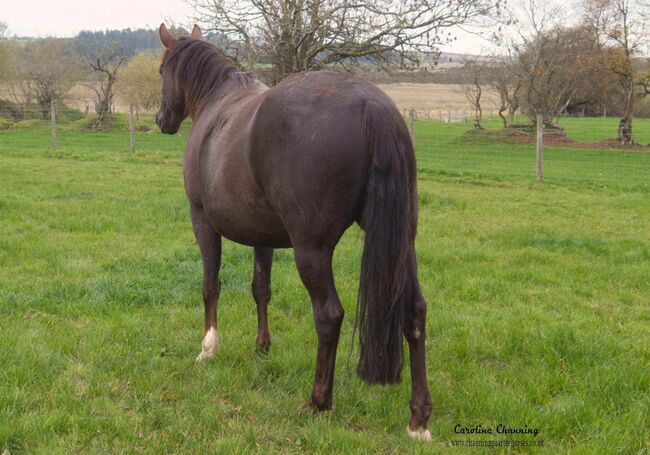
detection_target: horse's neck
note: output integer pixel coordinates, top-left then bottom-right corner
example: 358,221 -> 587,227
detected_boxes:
190,77 -> 267,122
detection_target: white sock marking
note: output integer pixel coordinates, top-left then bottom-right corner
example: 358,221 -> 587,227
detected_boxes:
407,426 -> 432,441
196,327 -> 218,361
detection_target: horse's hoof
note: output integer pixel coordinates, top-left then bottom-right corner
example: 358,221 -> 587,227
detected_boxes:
298,400 -> 332,414
255,341 -> 271,354
407,426 -> 432,441
195,350 -> 214,362
298,401 -> 315,414
196,327 -> 218,362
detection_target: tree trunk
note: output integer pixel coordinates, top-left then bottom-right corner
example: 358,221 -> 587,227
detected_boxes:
39,100 -> 50,120
498,106 -> 508,128
618,82 -> 635,145
93,72 -> 116,128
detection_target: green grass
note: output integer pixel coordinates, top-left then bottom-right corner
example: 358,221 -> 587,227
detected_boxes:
1,116 -> 649,453
415,116 -> 650,192
559,116 -> 650,144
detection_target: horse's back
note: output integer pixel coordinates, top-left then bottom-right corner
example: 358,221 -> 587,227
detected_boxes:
250,72 -> 394,246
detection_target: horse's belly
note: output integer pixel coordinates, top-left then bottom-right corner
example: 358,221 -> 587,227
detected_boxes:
203,192 -> 292,248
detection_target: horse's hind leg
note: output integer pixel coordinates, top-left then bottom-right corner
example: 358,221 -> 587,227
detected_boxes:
294,246 -> 344,411
252,246 -> 273,351
404,267 -> 433,440
191,206 -> 222,361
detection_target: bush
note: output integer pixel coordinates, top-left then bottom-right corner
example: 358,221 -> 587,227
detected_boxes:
0,117 -> 14,130
56,107 -> 86,124
66,114 -> 129,132
0,99 -> 23,121
10,119 -> 48,130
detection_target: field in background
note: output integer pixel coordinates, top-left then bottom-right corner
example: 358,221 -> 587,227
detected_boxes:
2,82 -> 501,116
377,83 -> 500,113
1,118 -> 649,453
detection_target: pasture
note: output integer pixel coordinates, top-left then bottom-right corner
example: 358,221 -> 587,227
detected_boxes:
1,117 -> 649,453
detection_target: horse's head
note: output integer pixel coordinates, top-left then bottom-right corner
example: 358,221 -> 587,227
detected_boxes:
156,23 -> 203,134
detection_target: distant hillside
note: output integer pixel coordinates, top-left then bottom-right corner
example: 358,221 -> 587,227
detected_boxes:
5,27 -> 489,85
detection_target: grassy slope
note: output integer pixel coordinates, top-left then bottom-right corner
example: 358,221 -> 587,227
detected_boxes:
1,116 -> 649,454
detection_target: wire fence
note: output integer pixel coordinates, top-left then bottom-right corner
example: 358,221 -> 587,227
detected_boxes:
2,105 -> 650,192
402,109 -> 650,192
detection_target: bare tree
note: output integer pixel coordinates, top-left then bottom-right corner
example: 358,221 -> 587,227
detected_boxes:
0,21 -> 8,85
11,39 -> 81,118
461,59 -> 487,129
489,55 -> 523,127
188,0 -> 500,83
495,0 -> 597,128
585,0 -> 649,144
77,40 -> 126,127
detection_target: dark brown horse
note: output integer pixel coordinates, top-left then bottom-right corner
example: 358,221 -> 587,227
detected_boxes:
156,24 -> 432,440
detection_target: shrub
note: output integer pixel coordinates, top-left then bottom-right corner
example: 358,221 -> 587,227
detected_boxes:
0,117 -> 14,130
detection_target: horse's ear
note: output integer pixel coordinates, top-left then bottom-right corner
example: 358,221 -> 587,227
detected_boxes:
191,24 -> 203,39
159,23 -> 176,48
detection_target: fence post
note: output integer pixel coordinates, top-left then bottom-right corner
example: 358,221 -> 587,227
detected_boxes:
129,104 -> 136,153
536,114 -> 543,182
447,110 -> 452,123
51,101 -> 56,151
408,109 -> 415,142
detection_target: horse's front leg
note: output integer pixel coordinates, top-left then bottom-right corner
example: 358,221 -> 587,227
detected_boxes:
294,247 -> 344,411
252,246 -> 273,351
191,206 -> 222,361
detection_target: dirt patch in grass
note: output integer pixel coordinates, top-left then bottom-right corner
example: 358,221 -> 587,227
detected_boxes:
463,127 -> 650,151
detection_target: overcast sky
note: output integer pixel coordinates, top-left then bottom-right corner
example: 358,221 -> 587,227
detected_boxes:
2,1 -> 194,37
2,1 -> 488,55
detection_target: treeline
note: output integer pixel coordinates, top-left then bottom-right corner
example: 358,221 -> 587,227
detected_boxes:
456,0 -> 650,144
0,26 -> 189,127
2,0 -> 649,144
74,29 -> 162,59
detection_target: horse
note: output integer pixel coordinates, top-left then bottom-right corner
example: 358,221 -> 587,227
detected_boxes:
156,23 -> 432,440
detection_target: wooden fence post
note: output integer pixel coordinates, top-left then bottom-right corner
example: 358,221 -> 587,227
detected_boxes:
129,104 -> 136,153
447,110 -> 452,123
408,109 -> 415,142
536,114 -> 543,182
51,101 -> 56,151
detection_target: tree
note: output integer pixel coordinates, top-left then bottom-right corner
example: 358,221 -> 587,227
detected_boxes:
116,51 -> 162,118
563,24 -> 622,117
189,0 -> 500,84
11,39 -> 81,119
495,1 -> 597,128
77,40 -> 126,127
584,0 -> 649,144
461,59 -> 487,129
0,21 -> 10,84
488,54 -> 523,127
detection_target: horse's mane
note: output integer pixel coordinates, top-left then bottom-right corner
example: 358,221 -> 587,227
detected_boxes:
165,37 -> 254,108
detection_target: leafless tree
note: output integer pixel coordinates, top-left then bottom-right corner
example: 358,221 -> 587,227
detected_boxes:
188,0 -> 501,83
11,39 -> 81,119
461,59 -> 487,129
486,51 -> 523,128
85,45 -> 125,127
0,21 -> 9,84
495,0 -> 596,128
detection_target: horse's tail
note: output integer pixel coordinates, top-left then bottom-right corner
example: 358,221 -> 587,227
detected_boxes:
356,99 -> 418,384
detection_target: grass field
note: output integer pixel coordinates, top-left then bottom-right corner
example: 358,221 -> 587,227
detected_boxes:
1,116 -> 649,453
